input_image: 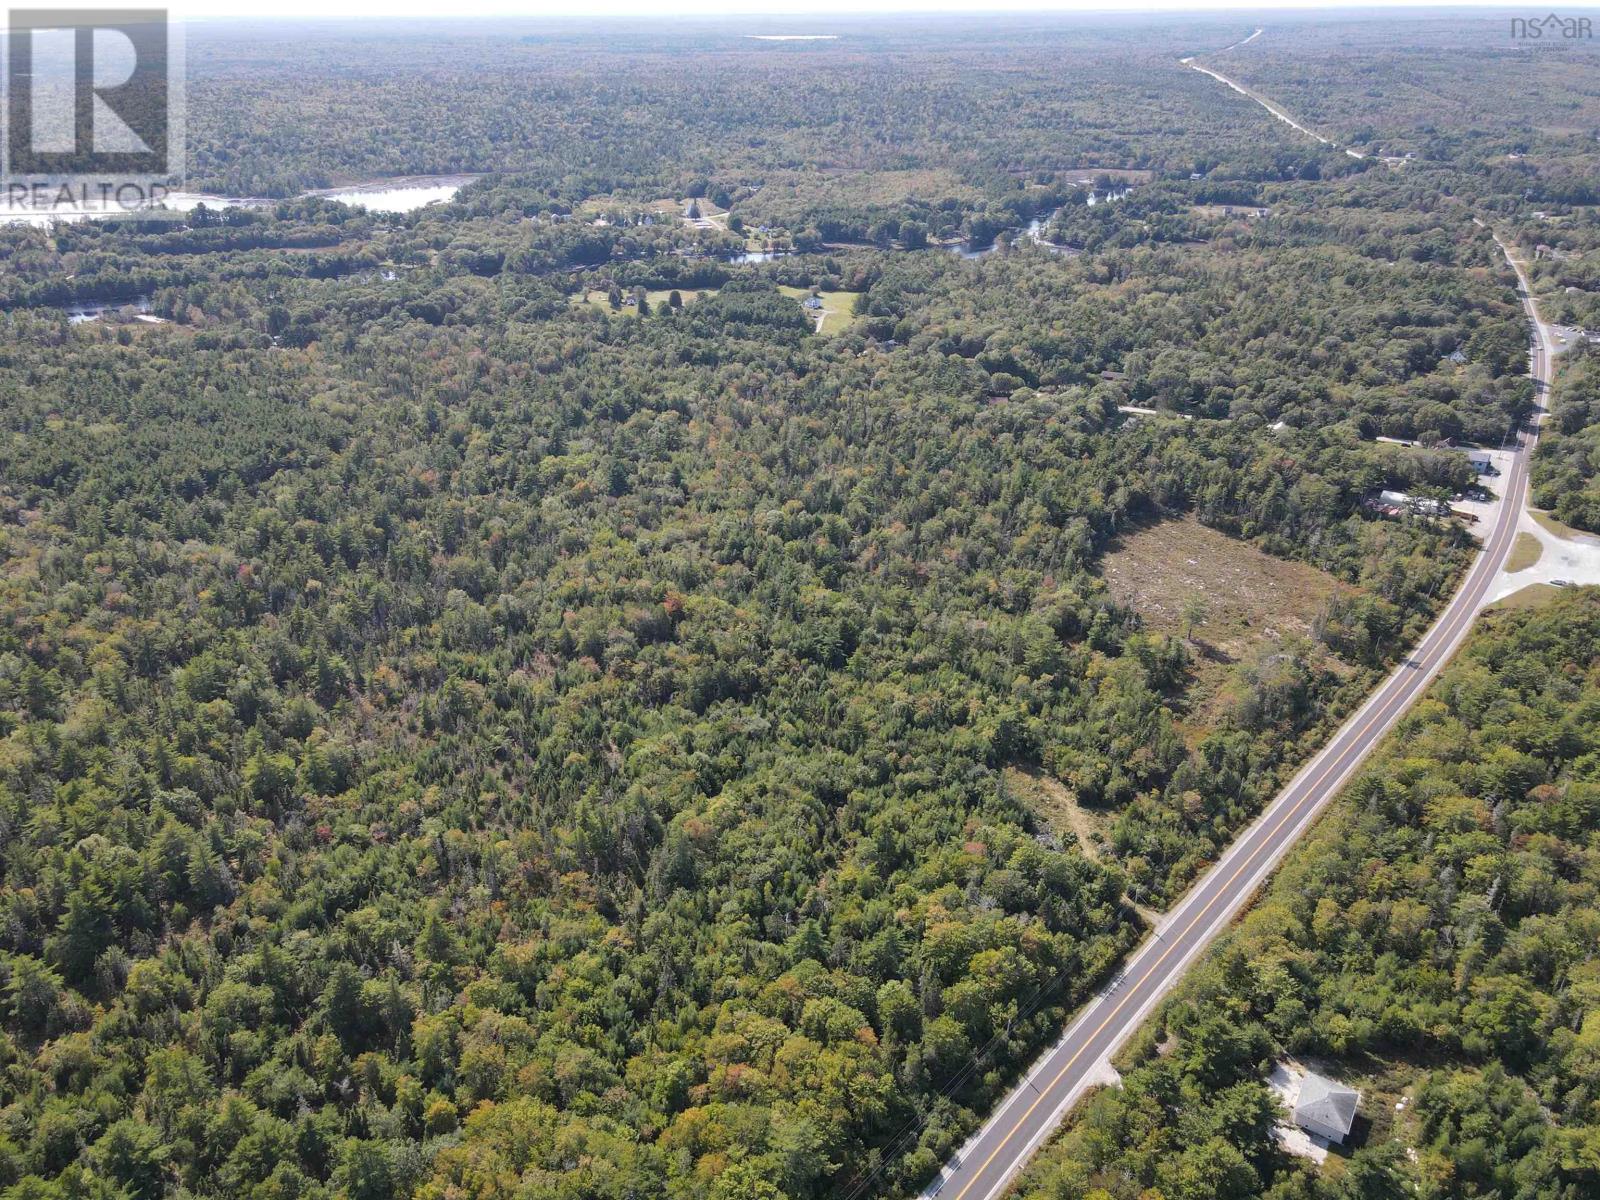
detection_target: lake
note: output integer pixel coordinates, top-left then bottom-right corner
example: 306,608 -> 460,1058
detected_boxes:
168,174 -> 478,215
304,175 -> 479,212
3,175 -> 480,226
62,296 -> 153,324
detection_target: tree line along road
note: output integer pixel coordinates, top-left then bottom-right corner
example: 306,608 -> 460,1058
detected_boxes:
921,85 -> 1555,1200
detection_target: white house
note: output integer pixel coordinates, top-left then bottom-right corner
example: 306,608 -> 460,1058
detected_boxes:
1294,1073 -> 1360,1144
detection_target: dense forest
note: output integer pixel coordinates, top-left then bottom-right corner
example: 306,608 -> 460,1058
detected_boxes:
0,12 -> 1593,1200
176,17 -> 1335,201
0,236 -> 1492,1200
1198,15 -> 1600,534
1533,347 -> 1600,533
1017,590 -> 1600,1200
1200,16 -> 1600,362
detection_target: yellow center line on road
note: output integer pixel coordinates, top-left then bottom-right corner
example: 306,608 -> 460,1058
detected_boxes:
949,231 -> 1544,1200
950,446 -> 1528,1200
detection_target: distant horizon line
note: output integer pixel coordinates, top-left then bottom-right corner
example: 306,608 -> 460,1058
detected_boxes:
155,2 -> 1600,27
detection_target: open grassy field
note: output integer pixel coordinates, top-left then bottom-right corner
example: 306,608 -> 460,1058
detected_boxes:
762,166 -> 976,207
1506,531 -> 1544,572
570,286 -> 856,330
739,167 -> 980,229
571,287 -> 714,316
777,285 -> 860,334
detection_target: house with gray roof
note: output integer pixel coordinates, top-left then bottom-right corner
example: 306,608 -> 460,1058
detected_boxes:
1293,1072 -> 1360,1144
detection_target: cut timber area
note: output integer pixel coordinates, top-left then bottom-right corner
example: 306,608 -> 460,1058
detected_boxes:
1098,515 -> 1357,739
1099,515 -> 1352,656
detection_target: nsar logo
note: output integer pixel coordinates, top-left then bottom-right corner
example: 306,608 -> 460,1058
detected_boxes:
1510,12 -> 1594,39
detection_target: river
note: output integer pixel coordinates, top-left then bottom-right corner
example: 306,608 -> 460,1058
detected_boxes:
945,195 -> 1124,258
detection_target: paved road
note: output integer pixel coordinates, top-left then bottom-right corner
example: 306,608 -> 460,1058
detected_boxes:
923,242 -> 1550,1200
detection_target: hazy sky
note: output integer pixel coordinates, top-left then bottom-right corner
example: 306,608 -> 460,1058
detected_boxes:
162,1 -> 1577,23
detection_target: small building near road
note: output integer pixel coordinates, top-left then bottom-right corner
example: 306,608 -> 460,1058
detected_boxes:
1464,449 -> 1495,475
1293,1073 -> 1361,1145
1369,489 -> 1451,519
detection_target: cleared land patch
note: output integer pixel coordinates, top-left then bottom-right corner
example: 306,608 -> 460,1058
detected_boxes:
739,167 -> 980,228
1099,516 -> 1353,654
777,285 -> 860,334
1002,766 -> 1113,862
1098,516 -> 1357,737
572,288 -> 713,316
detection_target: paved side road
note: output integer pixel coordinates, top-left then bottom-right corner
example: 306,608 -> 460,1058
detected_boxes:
922,242 -> 1550,1200
1181,37 -> 1368,160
